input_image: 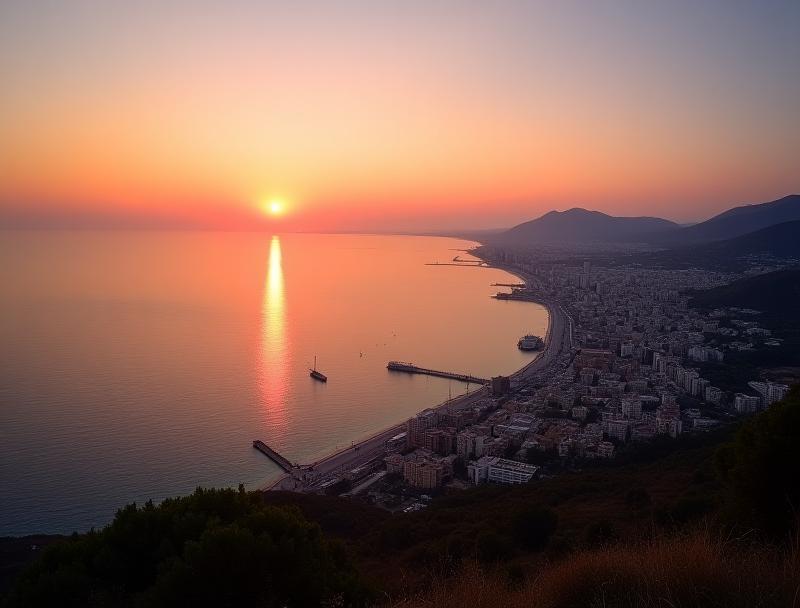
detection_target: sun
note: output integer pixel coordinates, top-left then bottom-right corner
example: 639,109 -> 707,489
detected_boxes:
262,199 -> 285,217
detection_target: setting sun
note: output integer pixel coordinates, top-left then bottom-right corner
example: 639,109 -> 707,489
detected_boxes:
263,199 -> 285,217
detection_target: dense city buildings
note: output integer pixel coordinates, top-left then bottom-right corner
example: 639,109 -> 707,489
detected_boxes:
290,247 -> 792,510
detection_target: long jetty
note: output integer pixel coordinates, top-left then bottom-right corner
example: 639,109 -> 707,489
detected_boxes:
252,440 -> 294,472
386,361 -> 490,385
425,261 -> 487,267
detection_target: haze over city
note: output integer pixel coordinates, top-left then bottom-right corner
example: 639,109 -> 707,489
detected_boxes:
1,0 -> 798,232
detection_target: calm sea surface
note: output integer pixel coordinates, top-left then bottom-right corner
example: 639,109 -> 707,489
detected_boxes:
0,232 -> 547,536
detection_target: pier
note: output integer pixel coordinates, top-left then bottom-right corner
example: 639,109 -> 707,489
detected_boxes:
425,260 -> 487,267
387,361 -> 490,385
252,440 -> 294,472
491,282 -> 525,288
425,262 -> 486,266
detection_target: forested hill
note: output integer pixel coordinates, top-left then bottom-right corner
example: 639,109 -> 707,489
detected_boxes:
689,268 -> 800,314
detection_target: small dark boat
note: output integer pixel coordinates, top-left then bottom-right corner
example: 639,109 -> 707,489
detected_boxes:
309,356 -> 327,382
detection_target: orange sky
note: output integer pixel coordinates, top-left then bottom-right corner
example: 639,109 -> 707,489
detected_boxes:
1,2 -> 798,231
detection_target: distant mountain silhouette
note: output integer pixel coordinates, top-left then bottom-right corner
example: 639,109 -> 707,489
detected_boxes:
690,268 -> 800,315
492,195 -> 799,247
665,194 -> 800,244
501,208 -> 679,244
638,220 -> 800,269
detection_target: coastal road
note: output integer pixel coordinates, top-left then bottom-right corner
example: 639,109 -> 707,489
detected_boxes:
495,264 -> 571,384
511,297 -> 568,382
299,382 -> 493,483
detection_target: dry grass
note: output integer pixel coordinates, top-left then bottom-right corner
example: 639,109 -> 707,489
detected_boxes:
390,530 -> 800,608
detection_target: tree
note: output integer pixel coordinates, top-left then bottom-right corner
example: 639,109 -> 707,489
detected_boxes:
716,385 -> 800,539
6,487 -> 372,607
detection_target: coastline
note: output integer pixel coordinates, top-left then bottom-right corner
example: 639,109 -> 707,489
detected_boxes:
265,248 -> 568,492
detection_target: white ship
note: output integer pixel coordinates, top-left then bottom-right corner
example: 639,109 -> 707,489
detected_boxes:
517,334 -> 543,351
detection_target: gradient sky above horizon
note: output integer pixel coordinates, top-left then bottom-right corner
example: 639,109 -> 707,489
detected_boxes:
1,1 -> 798,232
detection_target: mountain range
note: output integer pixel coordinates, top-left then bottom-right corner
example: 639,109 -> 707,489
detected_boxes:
672,194 -> 800,244
496,194 -> 800,247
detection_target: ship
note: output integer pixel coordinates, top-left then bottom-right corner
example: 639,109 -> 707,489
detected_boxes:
517,334 -> 543,351
309,356 -> 327,382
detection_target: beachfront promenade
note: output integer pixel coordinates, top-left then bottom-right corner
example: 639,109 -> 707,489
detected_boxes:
265,269 -> 570,492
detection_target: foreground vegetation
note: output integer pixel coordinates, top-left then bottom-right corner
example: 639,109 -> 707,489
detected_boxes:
4,387 -> 800,607
391,386 -> 800,607
391,531 -> 800,608
3,487 -> 372,607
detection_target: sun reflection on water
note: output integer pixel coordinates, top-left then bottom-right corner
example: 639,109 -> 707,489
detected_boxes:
260,235 -> 288,437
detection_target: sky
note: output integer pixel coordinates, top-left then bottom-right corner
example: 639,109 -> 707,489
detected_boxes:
1,0 -> 798,232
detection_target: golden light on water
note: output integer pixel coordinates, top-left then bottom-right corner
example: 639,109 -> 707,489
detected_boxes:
267,235 -> 284,300
260,235 -> 288,435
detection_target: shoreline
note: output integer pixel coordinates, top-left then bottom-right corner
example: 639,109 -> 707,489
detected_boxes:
264,249 -> 568,492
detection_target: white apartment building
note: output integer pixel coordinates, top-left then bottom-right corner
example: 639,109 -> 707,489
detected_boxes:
468,457 -> 538,485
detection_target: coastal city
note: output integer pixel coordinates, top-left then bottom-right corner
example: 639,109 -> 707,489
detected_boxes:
5,1 -> 800,603
264,248 -> 792,512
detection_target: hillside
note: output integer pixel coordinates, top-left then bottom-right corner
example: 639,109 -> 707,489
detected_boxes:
634,220 -> 800,270
689,268 -> 800,314
500,208 -> 678,245
391,386 -> 800,608
269,430 -> 738,594
688,269 -> 800,392
666,194 -> 800,244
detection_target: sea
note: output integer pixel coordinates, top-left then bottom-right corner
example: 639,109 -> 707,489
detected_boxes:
0,231 -> 548,536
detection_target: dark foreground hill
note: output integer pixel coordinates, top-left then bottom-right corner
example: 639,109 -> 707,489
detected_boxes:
500,208 -> 679,245
390,386 -> 800,607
